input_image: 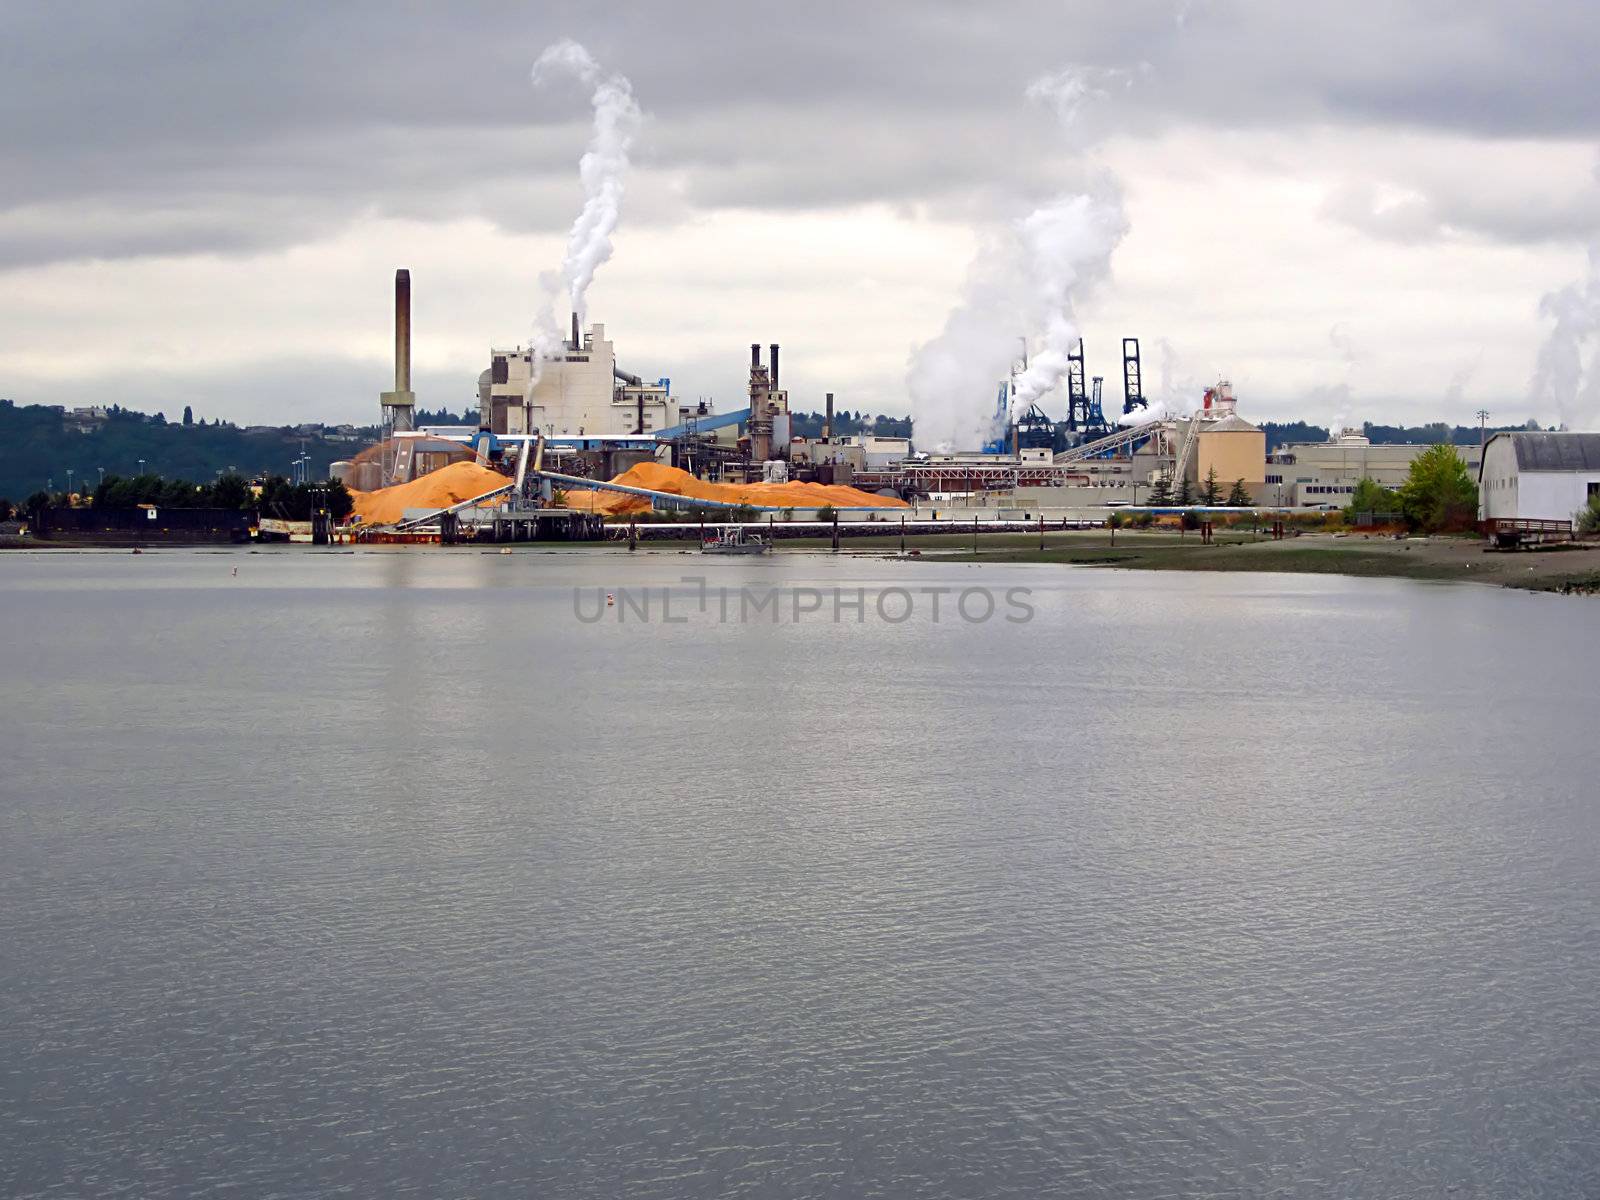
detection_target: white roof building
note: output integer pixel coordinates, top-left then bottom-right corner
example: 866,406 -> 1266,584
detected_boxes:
851,435 -> 912,468
477,320 -> 681,438
1479,431 -> 1600,524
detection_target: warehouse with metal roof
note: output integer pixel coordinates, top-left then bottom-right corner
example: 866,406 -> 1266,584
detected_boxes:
1479,431 -> 1600,523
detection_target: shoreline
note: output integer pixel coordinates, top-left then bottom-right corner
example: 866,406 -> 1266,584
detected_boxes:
778,529 -> 1600,594
8,529 -> 1597,594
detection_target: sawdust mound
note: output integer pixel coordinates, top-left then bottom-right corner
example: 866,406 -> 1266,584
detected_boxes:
350,461 -> 511,525
564,462 -> 906,516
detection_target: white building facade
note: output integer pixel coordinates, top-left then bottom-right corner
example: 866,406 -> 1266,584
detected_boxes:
1267,433 -> 1481,509
477,321 -> 679,438
1479,431 -> 1600,524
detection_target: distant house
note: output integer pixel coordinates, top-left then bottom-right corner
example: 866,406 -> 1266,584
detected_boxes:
65,405 -> 109,432
1479,431 -> 1600,524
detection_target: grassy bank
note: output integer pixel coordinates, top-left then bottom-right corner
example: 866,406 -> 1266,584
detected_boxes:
779,529 -> 1600,592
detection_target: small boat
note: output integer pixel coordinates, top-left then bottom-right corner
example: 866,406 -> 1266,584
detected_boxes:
701,526 -> 771,555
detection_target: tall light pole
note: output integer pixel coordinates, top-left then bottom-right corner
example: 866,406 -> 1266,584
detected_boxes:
66,468 -> 74,495
138,458 -> 146,477
1476,408 -> 1490,450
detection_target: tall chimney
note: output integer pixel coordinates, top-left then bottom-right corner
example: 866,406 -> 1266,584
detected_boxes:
571,312 -> 581,350
769,343 -> 780,390
750,343 -> 761,371
825,392 -> 834,439
394,269 -> 411,393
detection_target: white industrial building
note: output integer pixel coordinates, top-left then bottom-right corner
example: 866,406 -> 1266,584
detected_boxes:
477,318 -> 690,438
852,435 -> 912,469
1267,430 -> 1481,509
1479,431 -> 1600,524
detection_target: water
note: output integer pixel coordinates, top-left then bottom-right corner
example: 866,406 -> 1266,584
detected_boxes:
2,548 -> 1597,1198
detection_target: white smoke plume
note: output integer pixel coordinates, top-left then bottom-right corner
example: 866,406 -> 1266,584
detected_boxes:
1008,195 -> 1129,411
908,68 -> 1128,453
1024,66 -> 1133,127
1530,244 -> 1600,431
524,270 -> 566,400
1116,337 -> 1189,424
526,40 -> 641,397
1322,323 -> 1359,436
533,40 -> 641,322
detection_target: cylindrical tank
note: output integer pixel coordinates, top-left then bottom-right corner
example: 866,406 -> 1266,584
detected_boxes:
349,460 -> 383,492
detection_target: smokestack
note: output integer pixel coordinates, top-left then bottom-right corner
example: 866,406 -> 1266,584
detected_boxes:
825,392 -> 834,439
571,312 -> 581,350
770,344 -> 780,390
394,269 -> 411,393
751,343 -> 761,371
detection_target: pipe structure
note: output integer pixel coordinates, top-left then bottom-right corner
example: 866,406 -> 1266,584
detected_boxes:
571,312 -> 581,350
770,344 -> 780,390
380,267 -> 417,437
395,269 -> 411,393
825,392 -> 834,439
750,343 -> 761,370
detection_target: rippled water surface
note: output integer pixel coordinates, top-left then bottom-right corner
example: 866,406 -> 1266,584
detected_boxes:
2,548 -> 1598,1198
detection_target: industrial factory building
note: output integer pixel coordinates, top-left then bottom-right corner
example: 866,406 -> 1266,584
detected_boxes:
356,267 -> 1580,531
1169,385 -> 1267,492
1479,431 -> 1600,523
1267,431 -> 1482,509
478,317 -> 684,438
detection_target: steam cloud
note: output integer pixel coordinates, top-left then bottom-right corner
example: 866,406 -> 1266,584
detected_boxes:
908,70 -> 1128,454
1530,244 -> 1600,431
525,40 -> 642,396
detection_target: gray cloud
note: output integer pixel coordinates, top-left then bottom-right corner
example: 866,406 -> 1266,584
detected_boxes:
4,1 -> 1600,268
1323,167 -> 1600,246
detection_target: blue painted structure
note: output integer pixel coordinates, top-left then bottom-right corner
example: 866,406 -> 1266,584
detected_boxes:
982,384 -> 1010,454
654,407 -> 750,440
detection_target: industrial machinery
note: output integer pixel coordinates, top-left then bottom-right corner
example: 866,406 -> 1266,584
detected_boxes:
1062,341 -> 1114,442
1016,402 -> 1057,451
1123,338 -> 1147,415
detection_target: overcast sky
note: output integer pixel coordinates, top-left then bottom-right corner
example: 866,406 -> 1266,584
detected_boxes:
3,0 -> 1598,431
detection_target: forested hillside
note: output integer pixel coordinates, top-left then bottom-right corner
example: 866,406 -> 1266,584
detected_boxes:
0,400 -> 377,502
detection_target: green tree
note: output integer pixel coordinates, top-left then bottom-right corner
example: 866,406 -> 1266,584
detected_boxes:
211,472 -> 250,509
1145,475 -> 1172,506
182,405 -> 193,426
1226,478 -> 1251,506
1343,476 -> 1400,521
1398,444 -> 1478,532
0,497 -> 13,521
814,504 -> 836,523
1199,466 -> 1222,505
255,476 -> 352,520
1578,494 -> 1600,535
23,490 -> 50,520
320,479 -> 353,520
1175,476 -> 1194,506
